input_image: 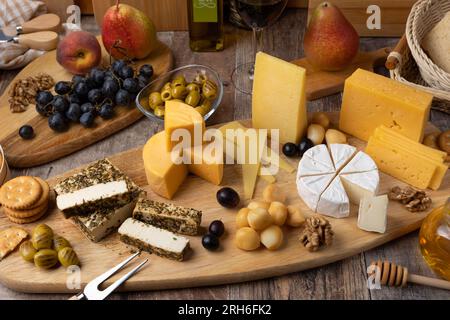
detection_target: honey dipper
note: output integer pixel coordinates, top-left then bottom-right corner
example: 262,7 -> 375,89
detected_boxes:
369,261 -> 450,290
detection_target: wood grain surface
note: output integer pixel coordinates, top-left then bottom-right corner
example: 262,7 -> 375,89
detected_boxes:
0,115 -> 447,294
0,38 -> 173,168
0,11 -> 448,300
292,47 -> 391,100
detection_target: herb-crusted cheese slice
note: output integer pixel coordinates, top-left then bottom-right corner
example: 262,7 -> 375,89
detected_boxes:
72,200 -> 138,243
119,218 -> 190,261
132,198 -> 202,236
55,159 -> 143,217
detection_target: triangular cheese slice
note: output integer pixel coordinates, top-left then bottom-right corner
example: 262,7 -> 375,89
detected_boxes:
340,151 -> 377,174
297,155 -> 336,178
340,170 -> 379,205
303,144 -> 336,172
296,173 -> 335,212
316,176 -> 349,218
329,144 -> 357,172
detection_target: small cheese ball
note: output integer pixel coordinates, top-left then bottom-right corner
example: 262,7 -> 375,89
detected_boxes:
268,202 -> 288,226
263,184 -> 286,203
307,124 -> 326,145
260,225 -> 284,251
311,112 -> 331,130
235,227 -> 260,251
286,205 -> 306,227
247,208 -> 273,231
236,208 -> 250,229
247,200 -> 270,211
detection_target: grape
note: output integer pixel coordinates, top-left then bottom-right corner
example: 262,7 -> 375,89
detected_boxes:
139,64 -> 153,79
123,78 -> 139,93
99,103 -> 115,119
19,125 -> 34,140
66,103 -> 81,123
52,95 -> 69,114
102,79 -> 120,99
80,112 -> 95,128
55,81 -> 72,95
48,113 -> 68,132
119,65 -> 134,79
88,89 -> 103,104
115,89 -> 131,106
81,102 -> 95,114
35,91 -> 53,106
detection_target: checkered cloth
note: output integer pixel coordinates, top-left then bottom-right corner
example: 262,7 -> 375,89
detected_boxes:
0,0 -> 48,70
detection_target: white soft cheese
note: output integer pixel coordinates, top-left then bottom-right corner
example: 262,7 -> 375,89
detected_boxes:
118,218 -> 189,254
316,176 -> 350,218
303,144 -> 336,171
358,195 -> 388,233
296,173 -> 335,212
56,180 -> 128,211
340,151 -> 377,174
340,170 -> 380,205
329,144 -> 357,172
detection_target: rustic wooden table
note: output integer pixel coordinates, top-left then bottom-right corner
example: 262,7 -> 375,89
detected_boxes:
0,10 -> 449,300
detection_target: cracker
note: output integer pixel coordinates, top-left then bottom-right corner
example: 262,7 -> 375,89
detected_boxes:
4,201 -> 48,219
0,227 -> 28,260
0,177 -> 42,210
5,205 -> 48,224
29,177 -> 50,209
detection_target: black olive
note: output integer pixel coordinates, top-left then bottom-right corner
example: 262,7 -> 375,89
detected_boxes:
216,187 -> 240,208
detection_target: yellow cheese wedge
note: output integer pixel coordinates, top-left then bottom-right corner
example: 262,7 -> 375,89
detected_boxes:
340,69 -> 432,142
374,126 -> 447,161
165,100 -> 205,151
184,143 -> 224,186
366,136 -> 437,190
252,52 -> 308,144
143,131 -> 188,199
370,132 -> 447,190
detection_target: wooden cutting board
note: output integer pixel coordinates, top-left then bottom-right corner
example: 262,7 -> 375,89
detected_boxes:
0,37 -> 173,168
292,47 -> 391,101
0,113 -> 448,294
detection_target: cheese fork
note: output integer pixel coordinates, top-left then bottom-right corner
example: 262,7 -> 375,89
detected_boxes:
69,252 -> 148,300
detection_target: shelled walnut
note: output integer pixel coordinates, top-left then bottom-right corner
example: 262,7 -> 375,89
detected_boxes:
388,186 -> 432,212
8,73 -> 54,113
299,215 -> 334,252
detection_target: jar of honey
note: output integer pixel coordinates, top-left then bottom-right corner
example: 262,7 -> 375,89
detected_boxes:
419,198 -> 450,281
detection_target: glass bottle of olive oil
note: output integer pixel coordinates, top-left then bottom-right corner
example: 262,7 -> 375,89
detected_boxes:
419,198 -> 450,281
187,0 -> 224,52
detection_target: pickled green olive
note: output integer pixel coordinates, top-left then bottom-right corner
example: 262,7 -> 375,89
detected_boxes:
32,224 -> 53,250
161,88 -> 172,101
20,240 -> 37,262
171,75 -> 187,87
149,92 -> 163,110
34,249 -> 58,269
199,98 -> 212,109
193,74 -> 208,85
162,82 -> 172,91
58,247 -> 80,268
186,83 -> 200,93
202,80 -> 218,100
171,85 -> 188,99
185,91 -> 201,107
154,105 -> 165,117
195,106 -> 209,117
53,235 -> 71,252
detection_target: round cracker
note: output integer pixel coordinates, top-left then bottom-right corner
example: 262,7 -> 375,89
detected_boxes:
0,177 -> 42,210
5,204 -> 48,224
29,177 -> 50,209
4,200 -> 48,219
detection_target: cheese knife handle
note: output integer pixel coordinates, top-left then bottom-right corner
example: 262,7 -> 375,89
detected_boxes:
19,14 -> 61,34
15,31 -> 59,51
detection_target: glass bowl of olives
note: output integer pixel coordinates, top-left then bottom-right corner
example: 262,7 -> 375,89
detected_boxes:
136,64 -> 223,122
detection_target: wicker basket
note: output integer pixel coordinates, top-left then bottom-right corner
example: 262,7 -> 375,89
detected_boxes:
388,0 -> 450,114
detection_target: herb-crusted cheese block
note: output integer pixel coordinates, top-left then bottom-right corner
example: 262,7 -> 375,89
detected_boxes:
119,218 -> 190,261
55,159 -> 143,217
132,198 -> 202,236
71,200 -> 139,243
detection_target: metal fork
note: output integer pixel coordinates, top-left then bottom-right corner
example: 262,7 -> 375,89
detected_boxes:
69,252 -> 148,300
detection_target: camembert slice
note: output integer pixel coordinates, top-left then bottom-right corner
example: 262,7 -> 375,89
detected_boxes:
303,144 -> 335,172
329,144 -> 357,172
340,170 -> 379,205
316,176 -> 350,219
296,174 -> 335,212
340,151 -> 377,175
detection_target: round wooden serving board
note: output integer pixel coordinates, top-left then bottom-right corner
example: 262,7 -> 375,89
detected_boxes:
0,37 -> 173,168
0,114 -> 448,294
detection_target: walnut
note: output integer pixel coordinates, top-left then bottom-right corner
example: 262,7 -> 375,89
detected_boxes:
388,186 -> 432,212
299,215 -> 334,252
8,73 -> 54,113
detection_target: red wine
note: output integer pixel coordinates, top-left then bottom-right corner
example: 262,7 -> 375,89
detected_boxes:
234,0 -> 288,29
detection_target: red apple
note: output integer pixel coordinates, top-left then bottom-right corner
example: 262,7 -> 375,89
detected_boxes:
56,31 -> 102,75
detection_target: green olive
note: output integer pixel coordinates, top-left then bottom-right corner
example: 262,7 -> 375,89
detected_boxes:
202,80 -> 218,100
185,91 -> 201,107
154,105 -> 165,117
186,83 -> 200,93
194,106 -> 209,117
148,92 -> 163,110
32,224 -> 53,250
171,85 -> 188,99
171,75 -> 187,88
161,88 -> 172,101
34,249 -> 58,269
58,247 -> 80,268
193,74 -> 208,85
20,240 -> 37,262
162,82 -> 172,91
199,98 -> 212,109
53,235 -> 71,252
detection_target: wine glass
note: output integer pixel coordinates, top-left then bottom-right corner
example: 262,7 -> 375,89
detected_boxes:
230,0 -> 289,94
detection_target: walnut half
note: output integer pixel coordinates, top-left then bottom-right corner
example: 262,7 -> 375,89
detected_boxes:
299,215 -> 334,252
388,186 -> 432,212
